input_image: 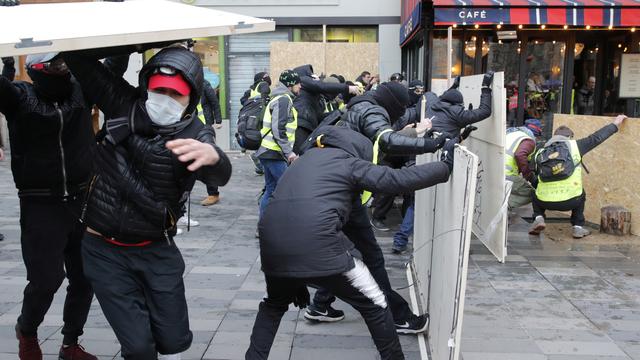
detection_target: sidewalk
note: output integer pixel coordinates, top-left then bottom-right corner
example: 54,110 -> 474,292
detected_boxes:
0,153 -> 639,359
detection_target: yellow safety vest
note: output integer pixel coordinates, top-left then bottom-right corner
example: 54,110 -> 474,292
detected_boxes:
504,130 -> 534,177
260,94 -> 298,153
250,81 -> 269,99
361,128 -> 394,204
535,140 -> 582,202
196,103 -> 206,125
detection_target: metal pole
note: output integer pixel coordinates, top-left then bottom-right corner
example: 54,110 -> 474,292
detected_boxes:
447,26 -> 453,87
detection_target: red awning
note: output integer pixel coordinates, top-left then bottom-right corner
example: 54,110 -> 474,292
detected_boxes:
433,0 -> 640,26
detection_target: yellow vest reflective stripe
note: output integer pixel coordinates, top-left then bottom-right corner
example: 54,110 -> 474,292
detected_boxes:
196,103 -> 206,125
361,128 -> 394,205
250,81 -> 268,99
504,130 -> 534,177
260,94 -> 298,153
535,140 -> 582,202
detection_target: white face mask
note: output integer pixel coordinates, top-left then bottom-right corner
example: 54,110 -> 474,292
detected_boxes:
145,91 -> 188,126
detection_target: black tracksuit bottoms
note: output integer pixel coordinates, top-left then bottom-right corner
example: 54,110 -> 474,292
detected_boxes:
532,192 -> 586,226
246,258 -> 404,360
312,202 -> 412,323
81,233 -> 192,360
17,196 -> 93,345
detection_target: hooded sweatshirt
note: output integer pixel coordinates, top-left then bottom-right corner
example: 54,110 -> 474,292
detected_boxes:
259,125 -> 450,278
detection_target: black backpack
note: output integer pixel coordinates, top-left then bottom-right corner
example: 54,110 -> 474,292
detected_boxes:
235,97 -> 268,150
535,141 -> 578,182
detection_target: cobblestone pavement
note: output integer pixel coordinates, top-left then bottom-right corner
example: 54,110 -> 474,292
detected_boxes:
0,152 -> 639,359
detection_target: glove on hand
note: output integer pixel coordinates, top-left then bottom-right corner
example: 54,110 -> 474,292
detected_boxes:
482,71 -> 494,88
451,76 -> 460,89
1,57 -> 14,66
292,285 -> 310,309
459,125 -> 478,142
441,137 -> 459,173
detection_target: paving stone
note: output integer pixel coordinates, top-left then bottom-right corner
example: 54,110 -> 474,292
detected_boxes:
535,340 -> 628,356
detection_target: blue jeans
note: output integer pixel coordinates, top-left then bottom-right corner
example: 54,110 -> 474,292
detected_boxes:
259,158 -> 288,218
393,203 -> 414,248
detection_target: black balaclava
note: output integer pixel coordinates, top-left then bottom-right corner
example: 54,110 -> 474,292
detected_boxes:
439,88 -> 464,105
27,68 -> 72,101
408,80 -> 424,106
372,82 -> 410,122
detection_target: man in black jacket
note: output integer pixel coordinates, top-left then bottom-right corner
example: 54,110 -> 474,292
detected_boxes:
292,64 -> 360,153
63,45 -> 232,360
246,125 -> 457,360
303,82 -> 449,334
0,51 -> 130,360
198,79 -> 224,207
426,72 -> 494,137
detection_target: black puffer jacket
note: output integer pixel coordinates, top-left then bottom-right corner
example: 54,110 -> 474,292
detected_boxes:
341,96 -> 444,155
201,80 -> 222,125
259,126 -> 450,278
292,64 -> 349,152
64,47 -> 232,243
423,88 -> 492,137
0,54 -> 129,198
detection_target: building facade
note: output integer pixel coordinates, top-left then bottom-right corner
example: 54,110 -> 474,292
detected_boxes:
401,0 -> 640,135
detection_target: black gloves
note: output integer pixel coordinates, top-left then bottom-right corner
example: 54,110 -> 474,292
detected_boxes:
451,76 -> 460,89
482,71 -> 494,89
1,57 -> 14,66
441,137 -> 459,173
0,0 -> 19,5
292,286 -> 310,309
425,132 -> 448,152
459,125 -> 477,142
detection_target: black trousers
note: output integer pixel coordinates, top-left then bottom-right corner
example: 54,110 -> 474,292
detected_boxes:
246,259 -> 404,360
82,233 -> 192,359
17,196 -> 93,345
532,192 -> 586,226
313,202 -> 412,322
206,184 -> 219,196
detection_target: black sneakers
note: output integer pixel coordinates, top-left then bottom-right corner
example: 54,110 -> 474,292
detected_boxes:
395,314 -> 429,334
304,304 -> 345,322
370,218 -> 390,232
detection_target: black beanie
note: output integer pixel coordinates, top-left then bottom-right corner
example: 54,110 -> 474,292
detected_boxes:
373,82 -> 409,121
440,88 -> 464,105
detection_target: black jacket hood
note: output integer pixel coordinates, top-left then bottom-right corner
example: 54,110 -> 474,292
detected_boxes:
293,64 -> 314,78
312,125 -> 373,162
139,47 -> 204,118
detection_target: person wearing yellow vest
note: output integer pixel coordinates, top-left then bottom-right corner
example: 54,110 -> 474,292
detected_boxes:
529,114 -> 627,238
255,69 -> 301,220
240,72 -> 271,106
505,119 -> 542,210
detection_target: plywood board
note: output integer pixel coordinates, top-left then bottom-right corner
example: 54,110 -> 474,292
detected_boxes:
413,146 -> 478,360
553,114 -> 640,235
458,73 -> 509,262
0,0 -> 275,57
270,42 -> 379,83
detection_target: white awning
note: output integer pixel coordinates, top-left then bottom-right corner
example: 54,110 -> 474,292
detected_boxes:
0,0 -> 275,57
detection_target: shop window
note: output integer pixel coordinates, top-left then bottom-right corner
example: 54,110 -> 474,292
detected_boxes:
431,31 -> 462,94
327,27 -> 377,43
484,37 -> 520,127
293,27 -> 323,42
524,39 -> 565,137
572,40 -> 599,115
193,36 -> 226,117
602,37 -> 637,116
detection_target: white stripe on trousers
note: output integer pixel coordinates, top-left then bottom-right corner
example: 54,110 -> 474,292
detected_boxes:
344,258 -> 388,309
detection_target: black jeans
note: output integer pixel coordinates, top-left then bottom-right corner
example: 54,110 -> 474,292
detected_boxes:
17,196 -> 93,345
532,192 -> 586,226
82,233 -> 192,359
247,259 -> 404,360
313,202 -> 412,322
206,184 -> 219,196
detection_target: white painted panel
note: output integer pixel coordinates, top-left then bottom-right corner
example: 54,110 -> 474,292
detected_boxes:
0,0 -> 275,57
412,146 -> 478,360
458,72 -> 509,262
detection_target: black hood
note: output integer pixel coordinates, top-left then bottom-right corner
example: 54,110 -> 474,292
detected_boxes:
293,64 -> 314,78
311,125 -> 373,162
439,88 -> 464,105
139,47 -> 204,118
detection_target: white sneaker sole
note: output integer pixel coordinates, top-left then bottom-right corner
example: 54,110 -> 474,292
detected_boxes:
303,312 -> 345,323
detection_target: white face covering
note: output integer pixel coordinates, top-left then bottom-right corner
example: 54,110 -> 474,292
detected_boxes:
145,91 -> 188,126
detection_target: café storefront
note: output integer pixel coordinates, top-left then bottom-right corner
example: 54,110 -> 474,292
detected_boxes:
400,0 -> 640,133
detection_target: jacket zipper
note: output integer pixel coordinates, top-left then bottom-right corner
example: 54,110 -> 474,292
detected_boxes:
165,208 -> 176,245
54,102 -> 69,197
80,175 -> 99,223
